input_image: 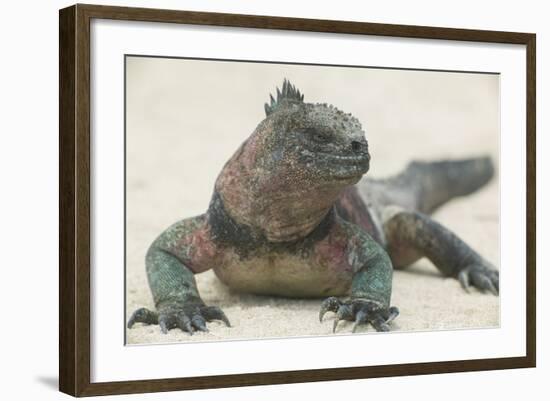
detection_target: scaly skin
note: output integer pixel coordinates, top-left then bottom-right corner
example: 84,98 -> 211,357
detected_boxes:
128,79 -> 498,335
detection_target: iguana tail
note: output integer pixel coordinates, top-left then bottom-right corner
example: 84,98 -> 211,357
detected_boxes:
364,156 -> 495,215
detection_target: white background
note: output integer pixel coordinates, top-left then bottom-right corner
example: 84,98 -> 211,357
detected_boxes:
0,0 -> 546,399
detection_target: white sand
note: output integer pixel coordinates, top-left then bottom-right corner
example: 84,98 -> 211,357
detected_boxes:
125,58 -> 499,344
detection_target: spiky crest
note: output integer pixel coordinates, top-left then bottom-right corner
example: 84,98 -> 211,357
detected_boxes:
264,79 -> 304,116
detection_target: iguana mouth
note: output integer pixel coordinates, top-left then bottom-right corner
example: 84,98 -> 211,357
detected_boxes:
301,149 -> 370,179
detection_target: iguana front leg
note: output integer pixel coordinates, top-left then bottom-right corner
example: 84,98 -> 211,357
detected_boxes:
319,222 -> 399,332
127,216 -> 230,334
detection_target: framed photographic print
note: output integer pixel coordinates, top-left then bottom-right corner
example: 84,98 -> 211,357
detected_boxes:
59,4 -> 536,397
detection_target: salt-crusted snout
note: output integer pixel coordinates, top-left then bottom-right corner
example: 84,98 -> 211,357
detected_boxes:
349,137 -> 370,170
351,140 -> 365,152
332,136 -> 371,179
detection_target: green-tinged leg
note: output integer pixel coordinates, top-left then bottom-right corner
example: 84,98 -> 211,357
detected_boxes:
127,245 -> 230,334
319,228 -> 399,333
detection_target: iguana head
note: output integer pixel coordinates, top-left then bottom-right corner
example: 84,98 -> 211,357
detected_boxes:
214,79 -> 370,242
262,79 -> 370,184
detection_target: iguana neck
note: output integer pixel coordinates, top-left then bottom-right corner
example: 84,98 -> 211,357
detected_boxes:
214,135 -> 343,243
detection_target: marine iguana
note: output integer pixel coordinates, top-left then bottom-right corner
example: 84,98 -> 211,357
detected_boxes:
128,79 -> 499,334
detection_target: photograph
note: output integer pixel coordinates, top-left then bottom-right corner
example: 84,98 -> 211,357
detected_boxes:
124,56 -> 500,345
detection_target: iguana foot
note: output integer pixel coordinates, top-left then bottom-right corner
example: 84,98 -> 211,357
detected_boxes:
457,261 -> 499,295
319,297 -> 399,333
127,301 -> 230,335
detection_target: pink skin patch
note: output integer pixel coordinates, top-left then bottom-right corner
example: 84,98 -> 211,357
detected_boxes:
335,186 -> 382,244
174,221 -> 219,274
313,225 -> 354,276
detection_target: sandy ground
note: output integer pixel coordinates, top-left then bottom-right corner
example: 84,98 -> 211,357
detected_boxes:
125,57 -> 500,344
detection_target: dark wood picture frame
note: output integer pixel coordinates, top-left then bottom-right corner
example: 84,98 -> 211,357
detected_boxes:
59,3 -> 536,397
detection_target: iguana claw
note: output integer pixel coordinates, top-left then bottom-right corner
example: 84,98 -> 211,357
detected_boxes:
127,303 -> 230,335
319,297 -> 399,333
127,307 -> 158,328
458,261 -> 499,295
319,296 -> 340,322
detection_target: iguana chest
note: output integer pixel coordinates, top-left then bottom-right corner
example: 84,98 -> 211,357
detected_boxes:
206,192 -> 359,297
212,246 -> 354,298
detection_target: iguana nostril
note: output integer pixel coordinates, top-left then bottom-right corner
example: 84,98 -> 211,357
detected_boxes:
351,141 -> 362,152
